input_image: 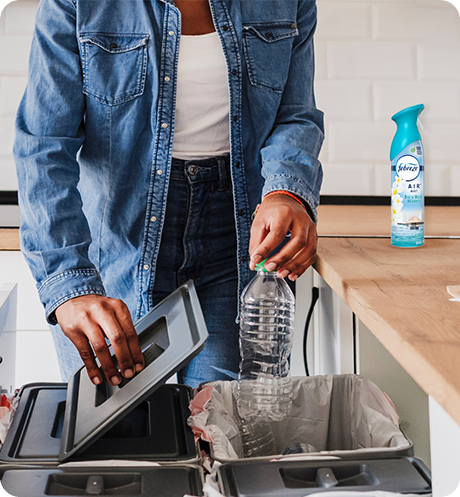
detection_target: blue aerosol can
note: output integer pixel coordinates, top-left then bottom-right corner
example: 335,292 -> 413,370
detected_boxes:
390,104 -> 425,248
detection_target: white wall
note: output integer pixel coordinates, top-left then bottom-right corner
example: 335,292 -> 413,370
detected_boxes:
0,0 -> 35,192
1,0 -> 460,196
314,0 -> 460,196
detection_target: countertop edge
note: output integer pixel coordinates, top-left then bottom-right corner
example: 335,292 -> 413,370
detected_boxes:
313,247 -> 460,427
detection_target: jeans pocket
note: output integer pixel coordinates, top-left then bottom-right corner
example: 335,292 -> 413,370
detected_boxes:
242,22 -> 298,93
79,32 -> 149,105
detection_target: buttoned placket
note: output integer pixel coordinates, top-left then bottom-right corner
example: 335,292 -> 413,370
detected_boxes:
208,0 -> 252,302
137,0 -> 252,319
137,1 -> 181,319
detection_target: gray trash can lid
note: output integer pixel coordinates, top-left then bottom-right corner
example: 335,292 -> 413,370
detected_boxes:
59,280 -> 208,462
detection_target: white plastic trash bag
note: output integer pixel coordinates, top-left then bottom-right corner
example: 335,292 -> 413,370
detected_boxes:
188,375 -> 411,462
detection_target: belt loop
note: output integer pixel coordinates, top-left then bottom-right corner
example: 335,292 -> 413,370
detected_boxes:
217,157 -> 227,191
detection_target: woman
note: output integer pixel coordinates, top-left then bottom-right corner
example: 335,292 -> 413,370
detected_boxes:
14,0 -> 324,387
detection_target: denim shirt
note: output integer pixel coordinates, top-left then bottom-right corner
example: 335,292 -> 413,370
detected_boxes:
13,0 -> 324,324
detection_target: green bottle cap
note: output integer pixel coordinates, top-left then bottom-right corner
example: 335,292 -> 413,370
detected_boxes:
255,259 -> 272,272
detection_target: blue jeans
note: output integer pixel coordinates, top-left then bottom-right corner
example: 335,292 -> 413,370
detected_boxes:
51,155 -> 240,387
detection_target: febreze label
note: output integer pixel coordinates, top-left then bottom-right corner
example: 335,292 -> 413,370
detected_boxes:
391,140 -> 424,247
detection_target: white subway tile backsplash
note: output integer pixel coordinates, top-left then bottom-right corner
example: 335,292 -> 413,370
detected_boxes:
315,81 -> 373,121
418,43 -> 460,82
374,2 -> 460,43
329,42 -> 417,81
424,164 -> 452,196
374,82 -> 460,122
0,7 -> 5,35
0,35 -> 32,75
320,163 -> 376,195
4,1 -> 38,34
374,164 -> 391,196
415,0 -> 457,8
451,165 -> 460,195
0,116 -> 14,158
314,41 -> 328,80
423,123 -> 460,163
316,2 -> 372,41
0,160 -> 18,190
328,123 -> 394,164
0,0 -> 458,200
0,76 -> 27,116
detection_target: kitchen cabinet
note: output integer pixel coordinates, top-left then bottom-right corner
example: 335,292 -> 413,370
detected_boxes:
303,269 -> 430,466
0,283 -> 17,393
0,243 -> 60,387
310,205 -> 460,497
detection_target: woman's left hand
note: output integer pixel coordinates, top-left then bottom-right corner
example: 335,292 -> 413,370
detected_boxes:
249,194 -> 317,281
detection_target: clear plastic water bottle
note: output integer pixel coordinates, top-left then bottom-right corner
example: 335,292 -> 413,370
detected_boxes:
237,415 -> 277,458
237,259 -> 295,422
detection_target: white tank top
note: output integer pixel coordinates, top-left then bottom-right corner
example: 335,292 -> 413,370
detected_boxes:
172,31 -> 231,160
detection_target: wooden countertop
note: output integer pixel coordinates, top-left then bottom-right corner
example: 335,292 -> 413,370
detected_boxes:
0,229 -> 19,251
314,205 -> 460,426
317,205 -> 460,238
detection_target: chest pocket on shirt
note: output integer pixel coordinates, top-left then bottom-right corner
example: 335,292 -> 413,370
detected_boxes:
242,23 -> 298,94
79,33 -> 149,106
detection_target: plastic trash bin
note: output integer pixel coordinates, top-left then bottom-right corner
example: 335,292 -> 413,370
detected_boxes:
0,281 -> 208,496
189,375 -> 431,496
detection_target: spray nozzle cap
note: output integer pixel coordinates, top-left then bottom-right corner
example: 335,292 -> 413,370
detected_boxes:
390,104 -> 425,161
417,116 -> 425,132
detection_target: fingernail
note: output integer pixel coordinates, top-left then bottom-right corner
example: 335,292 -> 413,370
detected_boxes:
290,274 -> 299,281
279,269 -> 290,279
111,376 -> 121,385
92,376 -> 102,385
266,262 -> 277,271
124,368 -> 133,378
135,363 -> 144,373
252,254 -> 263,264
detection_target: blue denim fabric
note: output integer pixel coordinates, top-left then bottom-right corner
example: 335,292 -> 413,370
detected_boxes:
152,155 -> 240,386
49,323 -> 84,381
50,155 -> 240,386
13,0 -> 324,327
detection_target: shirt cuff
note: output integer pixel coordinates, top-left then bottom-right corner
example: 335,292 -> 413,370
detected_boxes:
38,268 -> 106,325
262,176 -> 319,223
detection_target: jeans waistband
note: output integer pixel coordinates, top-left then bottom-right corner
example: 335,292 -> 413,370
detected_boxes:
170,154 -> 231,191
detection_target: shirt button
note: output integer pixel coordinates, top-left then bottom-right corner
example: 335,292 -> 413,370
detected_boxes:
169,30 -> 175,36
164,76 -> 170,82
110,43 -> 118,49
241,256 -> 247,263
144,264 -> 150,270
235,161 -> 240,168
157,170 -> 163,175
291,23 -> 297,29
232,69 -> 237,76
232,116 -> 238,122
238,209 -> 245,216
151,216 -> 157,222
222,25 -> 229,31
161,123 -> 168,128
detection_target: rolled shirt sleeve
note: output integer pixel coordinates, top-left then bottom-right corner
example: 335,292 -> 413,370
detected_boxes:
260,0 -> 324,223
13,0 -> 106,324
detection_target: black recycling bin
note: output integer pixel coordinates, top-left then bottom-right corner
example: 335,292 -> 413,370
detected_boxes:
0,281 -> 207,496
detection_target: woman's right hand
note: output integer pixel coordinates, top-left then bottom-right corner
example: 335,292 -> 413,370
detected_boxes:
55,295 -> 145,386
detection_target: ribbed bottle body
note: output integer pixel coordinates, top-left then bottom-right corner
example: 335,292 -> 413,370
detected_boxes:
237,271 -> 294,422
